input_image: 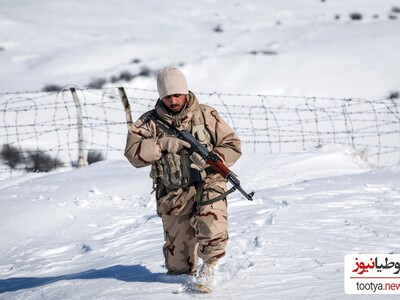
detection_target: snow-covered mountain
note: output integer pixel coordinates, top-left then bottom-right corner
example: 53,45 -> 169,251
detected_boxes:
1,0 -> 399,99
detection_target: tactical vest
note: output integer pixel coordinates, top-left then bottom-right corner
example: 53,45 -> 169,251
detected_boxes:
150,106 -> 213,193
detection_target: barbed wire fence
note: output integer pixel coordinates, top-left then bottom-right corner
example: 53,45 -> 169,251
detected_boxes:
0,87 -> 399,179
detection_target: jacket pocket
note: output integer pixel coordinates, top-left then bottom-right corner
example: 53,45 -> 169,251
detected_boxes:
156,186 -> 196,216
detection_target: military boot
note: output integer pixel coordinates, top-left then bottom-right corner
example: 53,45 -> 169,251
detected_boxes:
194,260 -> 217,293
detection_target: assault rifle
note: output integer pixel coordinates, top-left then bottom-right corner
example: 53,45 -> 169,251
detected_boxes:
148,113 -> 254,201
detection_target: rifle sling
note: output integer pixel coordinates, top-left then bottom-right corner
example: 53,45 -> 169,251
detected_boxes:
195,181 -> 236,206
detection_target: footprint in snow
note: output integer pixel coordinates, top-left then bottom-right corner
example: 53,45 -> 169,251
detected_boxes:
253,214 -> 275,227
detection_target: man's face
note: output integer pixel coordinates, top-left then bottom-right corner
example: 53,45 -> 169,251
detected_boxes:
161,94 -> 187,112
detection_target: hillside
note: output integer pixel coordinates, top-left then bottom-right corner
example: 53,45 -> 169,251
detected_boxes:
1,0 -> 399,98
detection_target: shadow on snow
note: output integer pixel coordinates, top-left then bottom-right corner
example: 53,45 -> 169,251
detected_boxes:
0,264 -> 182,294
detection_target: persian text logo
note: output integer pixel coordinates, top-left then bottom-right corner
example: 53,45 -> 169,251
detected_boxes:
345,254 -> 400,294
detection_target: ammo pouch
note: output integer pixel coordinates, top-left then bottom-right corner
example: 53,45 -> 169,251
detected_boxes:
150,105 -> 231,213
150,148 -> 202,192
151,148 -> 204,216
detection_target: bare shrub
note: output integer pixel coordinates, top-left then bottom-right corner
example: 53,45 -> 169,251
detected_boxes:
349,13 -> 363,21
1,144 -> 23,169
42,84 -> 63,92
392,6 -> 400,14
26,151 -> 63,172
138,67 -> 152,77
119,71 -> 134,81
111,71 -> 135,83
87,150 -> 105,165
86,78 -> 107,89
214,25 -> 223,33
387,91 -> 399,100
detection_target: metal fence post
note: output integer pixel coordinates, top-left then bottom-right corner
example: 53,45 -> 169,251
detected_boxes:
118,87 -> 133,129
70,87 -> 85,168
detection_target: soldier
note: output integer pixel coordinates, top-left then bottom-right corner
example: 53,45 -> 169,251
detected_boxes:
124,67 -> 241,292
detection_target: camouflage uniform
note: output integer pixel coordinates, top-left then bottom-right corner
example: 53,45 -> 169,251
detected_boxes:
124,92 -> 241,275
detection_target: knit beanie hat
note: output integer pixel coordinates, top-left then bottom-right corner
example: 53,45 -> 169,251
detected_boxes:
157,67 -> 189,99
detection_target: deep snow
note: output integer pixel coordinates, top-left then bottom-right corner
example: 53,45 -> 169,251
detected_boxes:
0,146 -> 400,299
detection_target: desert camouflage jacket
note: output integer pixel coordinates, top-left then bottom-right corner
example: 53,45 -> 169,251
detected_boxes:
124,92 -> 241,170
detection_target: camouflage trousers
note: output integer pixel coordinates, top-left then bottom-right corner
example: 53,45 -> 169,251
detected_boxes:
158,174 -> 229,275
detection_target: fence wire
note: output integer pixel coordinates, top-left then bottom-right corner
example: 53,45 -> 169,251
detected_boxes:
0,87 -> 399,178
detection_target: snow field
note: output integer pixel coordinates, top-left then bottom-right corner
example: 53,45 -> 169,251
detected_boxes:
1,146 -> 400,299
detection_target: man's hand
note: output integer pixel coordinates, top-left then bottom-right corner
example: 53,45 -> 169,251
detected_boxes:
157,136 -> 190,154
190,152 -> 209,171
